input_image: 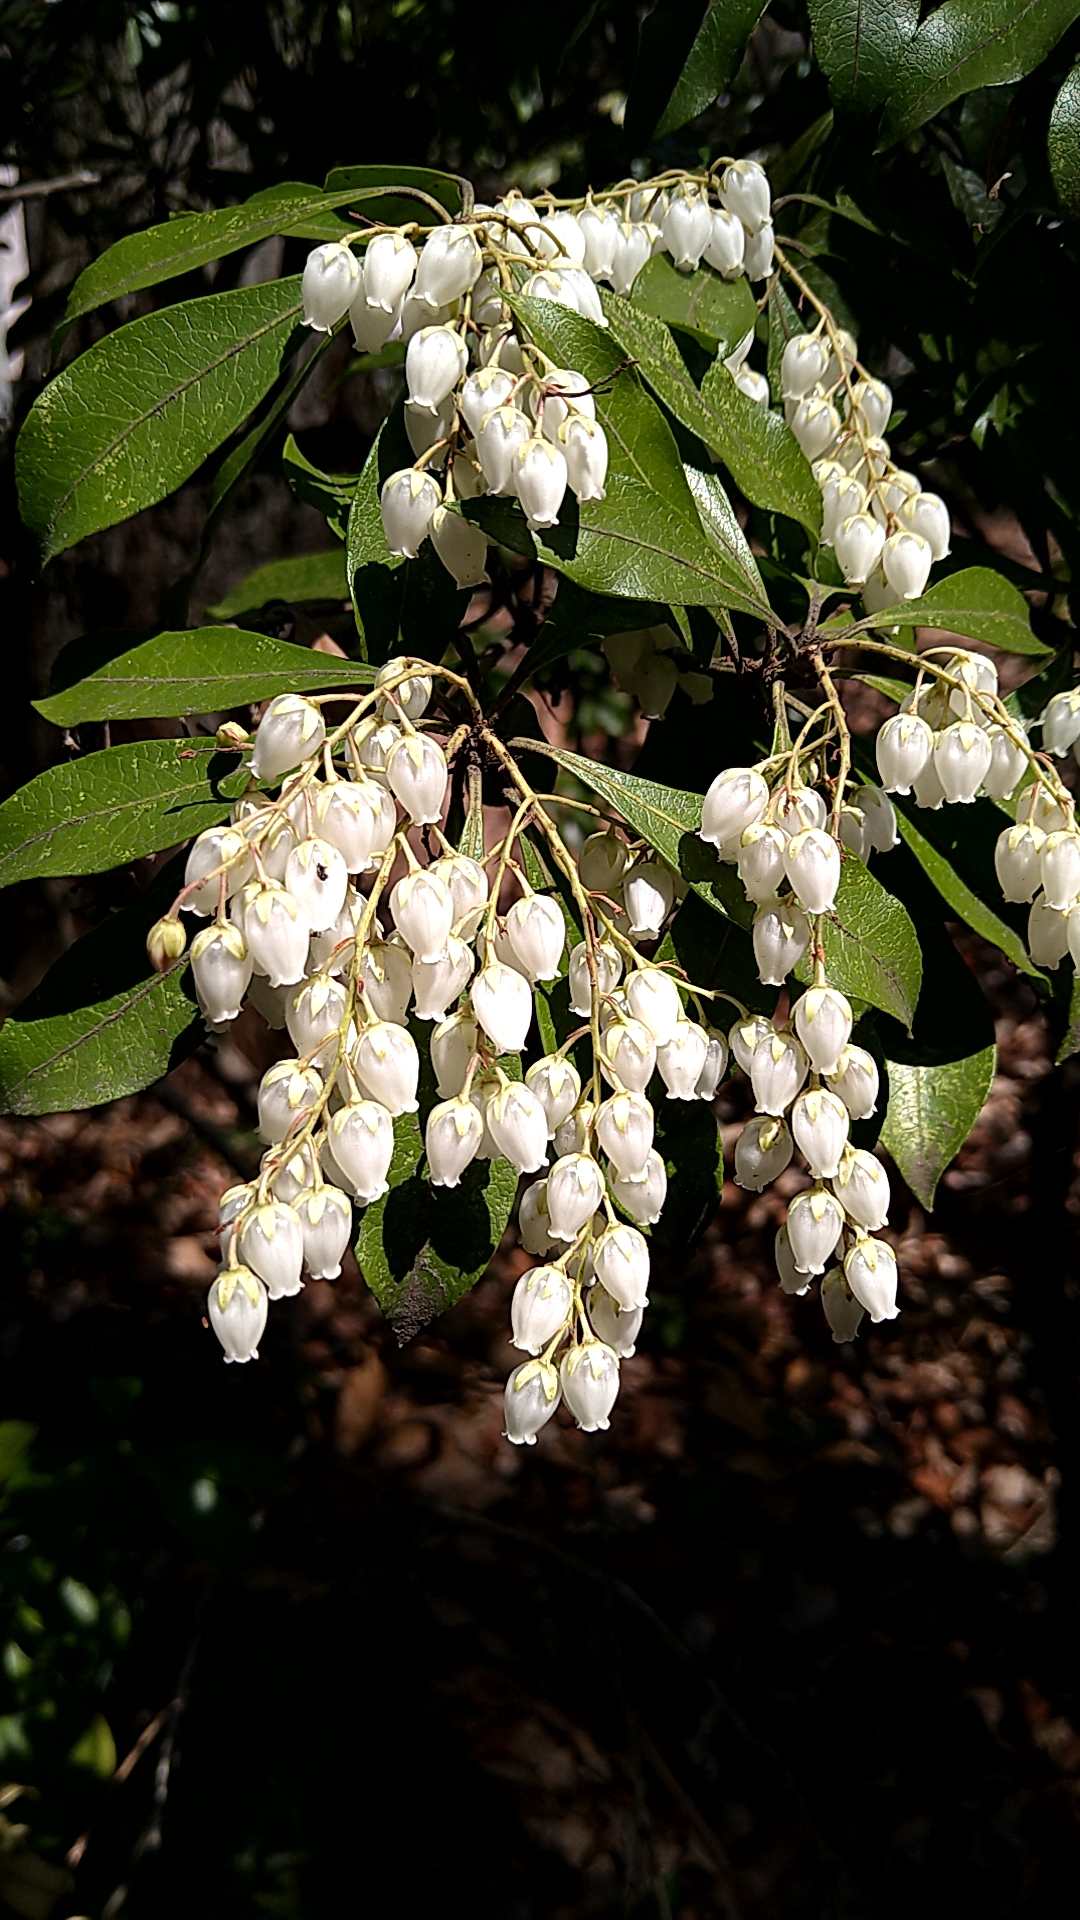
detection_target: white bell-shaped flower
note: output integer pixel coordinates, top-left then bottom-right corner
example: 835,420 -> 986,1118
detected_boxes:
519,1177 -> 559,1256
695,1028 -> 729,1100
734,1115 -> 793,1191
848,375 -> 892,436
294,1186 -> 352,1280
744,222 -> 776,280
314,779 -> 378,872
1041,689 -> 1080,757
355,716 -> 400,779
587,1289 -> 643,1357
256,1059 -> 321,1145
729,1012 -> 775,1074
357,938 -> 411,1025
390,868 -> 454,963
425,1095 -> 484,1189
430,1010 -> 478,1099
608,219 -> 651,296
623,861 -> 675,937
912,756 -> 946,810
857,785 -> 899,852
511,1264 -> 572,1355
793,986 -> 852,1075
780,331 -> 829,398
790,394 -> 840,460
269,1146 -> 318,1209
579,828 -> 628,893
328,1099 -> 395,1204
623,967 -> 681,1045
354,1021 -> 419,1116
610,1150 -> 666,1224
821,472 -> 867,546
560,1340 -> 620,1431
833,1146 -> 891,1232
525,1056 -> 582,1137
661,187 -> 712,270
284,836 -> 349,934
375,657 -> 433,723
250,693 -> 326,784
844,1236 -> 899,1322
787,1187 -> 844,1275
1028,895 -> 1069,968
476,403 -> 531,493
429,853 -> 489,936
411,934 -> 473,1022
538,369 -> 596,439
1040,830 -> 1080,910
769,785 -> 828,838
599,1016 -> 657,1094
752,897 -> 810,987
838,802 -> 871,864
504,891 -> 566,982
703,207 -> 745,277
405,323 -> 468,413
821,1267 -> 865,1343
471,961 -> 533,1054
882,528 -> 932,600
460,364 -> 516,437
775,1223 -> 810,1295
485,1079 -> 549,1174
1030,786 -> 1069,833
827,1045 -> 879,1121
567,937 -> 622,1017
898,490 -> 950,559
750,1028 -> 809,1116
592,1223 -> 650,1310
511,433 -> 568,531
242,883 -> 309,988
286,972 -> 348,1058
784,828 -> 841,914
559,415 -> 608,503
834,511 -> 886,586
596,1090 -> 654,1180
363,230 -> 417,311
238,1199 -> 304,1300
412,223 -> 482,308
737,821 -> 787,902
982,727 -> 1027,801
995,822 -> 1044,903
791,1087 -> 849,1179
208,1266 -> 268,1363
190,923 -> 253,1024
431,503 -> 491,588
933,721 -> 992,803
503,1357 -> 561,1445
350,276 -> 401,353
256,815 -> 297,884
302,242 -> 360,331
718,158 -> 771,231
184,826 -> 252,914
656,1020 -> 709,1100
404,389 -> 458,457
546,1153 -> 605,1240
385,732 -> 448,826
537,208 -> 588,263
700,765 -> 769,851
380,468 -> 441,558
578,197 -> 620,278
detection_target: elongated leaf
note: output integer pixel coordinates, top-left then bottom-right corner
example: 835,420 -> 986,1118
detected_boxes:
36,627 -> 370,726
18,279 -> 305,565
500,580 -> 667,701
0,742 -> 244,888
766,278 -> 805,404
356,1031 -> 518,1342
281,434 -> 359,541
796,856 -> 922,1029
1050,63 -> 1080,213
892,796 -> 1044,980
878,925 -> 996,1208
807,0 -> 920,111
1004,647 -> 1074,721
879,0 -> 1080,148
0,969 -> 201,1118
205,552 -> 350,623
345,413 -> 464,663
652,1 -> 767,139
626,252 -> 759,347
1057,975 -> 1080,1064
683,466 -> 766,603
861,567 -> 1047,654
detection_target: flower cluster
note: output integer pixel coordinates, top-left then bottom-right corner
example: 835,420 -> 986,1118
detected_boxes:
297,163 -> 774,574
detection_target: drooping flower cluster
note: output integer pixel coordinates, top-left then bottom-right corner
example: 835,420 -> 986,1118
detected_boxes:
297,163 -> 774,576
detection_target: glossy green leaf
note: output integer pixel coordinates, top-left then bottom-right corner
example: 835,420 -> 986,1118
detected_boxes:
796,856 -> 922,1030
807,0 -> 920,112
205,552 -> 350,622
860,567 -> 1047,654
652,1 -> 767,138
0,741 -> 243,888
1003,647 -> 1074,721
877,926 -> 996,1208
281,434 -> 359,541
892,796 -> 1045,981
0,969 -> 200,1118
879,0 -> 1080,149
356,1031 -> 518,1342
1049,63 -> 1080,212
18,279 -> 304,565
625,251 -> 759,346
36,626 -> 370,726
683,465 -> 766,602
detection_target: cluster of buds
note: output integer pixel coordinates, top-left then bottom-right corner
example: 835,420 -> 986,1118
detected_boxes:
298,162 -> 774,573
780,324 -> 949,607
697,758 -> 898,1335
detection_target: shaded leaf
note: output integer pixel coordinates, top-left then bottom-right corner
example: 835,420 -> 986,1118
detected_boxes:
892,794 -> 1046,981
625,251 -> 759,347
205,552 -> 350,623
879,0 -> 1080,149
859,566 -> 1048,654
796,856 -> 922,1030
281,434 -> 359,541
36,626 -> 370,726
807,0 -> 920,112
1049,63 -> 1080,213
878,926 -> 997,1208
647,0 -> 767,139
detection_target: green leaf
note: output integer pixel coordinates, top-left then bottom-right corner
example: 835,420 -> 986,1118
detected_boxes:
877,926 -> 996,1208
499,579 -> 668,699
1057,974 -> 1080,1063
69,1716 -> 117,1779
205,552 -> 350,623
766,277 -> 805,404
1003,646 -> 1074,721
0,965 -> 201,1119
320,165 -> 464,227
879,0 -> 1080,149
796,855 -> 922,1029
345,413 -> 464,663
683,466 -> 766,603
807,0 -> 920,112
36,626 -> 370,726
601,289 -> 821,535
281,434 -> 359,541
646,0 -> 767,139
862,567 -> 1048,655
356,1031 -> 518,1342
892,796 -> 1046,981
17,279 -> 304,565
0,741 -> 243,888
626,251 -> 759,347
0,1422 -> 36,1484
1050,62 -> 1080,212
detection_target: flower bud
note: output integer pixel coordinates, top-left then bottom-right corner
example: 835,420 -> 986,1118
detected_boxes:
981,727 -> 1027,801
472,961 -> 533,1054
546,1153 -> 605,1240
898,490 -> 950,560
302,241 -> 360,331
695,1028 -> 729,1100
184,825 -> 252,916
148,914 -> 187,972
511,433 -> 568,531
844,1236 -> 899,1323
737,821 -> 787,902
587,1288 -> 643,1357
256,1059 -> 321,1146
578,828 -> 628,894
718,158 -> 771,232
875,713 -> 933,795
1028,895 -> 1069,968
769,785 -> 828,838
284,836 -> 349,934
596,1090 -> 655,1180
390,868 -> 454,964
504,891 -> 566,983
599,1016 -> 657,1094
821,1267 -> 865,1343
208,1265 -> 268,1363
559,414 -> 609,503
567,937 -> 621,1016
242,882 -> 310,988
328,1099 -> 395,1204
1041,689 -> 1080,758
405,323 -> 468,414
412,223 -> 482,308
503,1358 -> 561,1445
511,1264 -> 572,1355
476,402 -> 531,493
592,1223 -> 650,1310
752,897 -> 810,986
431,1010 -> 478,1098
793,986 -> 852,1075
734,1114 -> 793,1191
411,934 -> 473,1022
933,721 -> 991,804
623,861 -> 675,936
791,1086 -> 849,1178
749,1028 -> 808,1116
553,1102 -> 596,1159
703,206 -> 745,277
783,827 -> 841,915
359,937 -> 413,1024
833,1146 -> 890,1232
385,732 -> 449,827
608,219 -> 651,296
700,765 -> 769,852
790,394 -> 840,461
827,1045 -> 879,1121
425,1095 -> 484,1189
250,694 -> 326,784
882,528 -> 932,601
662,186 -> 712,271
238,1199 -> 304,1300
787,1186 -> 844,1275
834,511 -> 886,586
560,1340 -> 620,1431
484,1079 -> 549,1174
526,1056 -> 582,1137
775,1223 -> 810,1296
354,1021 -> 419,1116
1040,830 -> 1080,911
729,1012 -> 775,1075
519,1177 -> 559,1256
380,468 -> 441,558
656,1020 -> 709,1100
610,1149 -> 666,1225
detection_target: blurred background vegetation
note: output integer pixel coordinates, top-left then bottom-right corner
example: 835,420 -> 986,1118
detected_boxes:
2,3 -> 1080,1915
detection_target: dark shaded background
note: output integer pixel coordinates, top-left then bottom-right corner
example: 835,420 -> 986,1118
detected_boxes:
2,5 -> 1080,1916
